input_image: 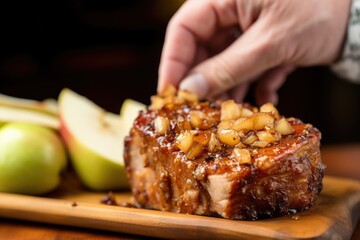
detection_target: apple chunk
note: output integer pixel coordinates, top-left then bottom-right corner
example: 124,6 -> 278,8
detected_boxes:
59,89 -> 128,191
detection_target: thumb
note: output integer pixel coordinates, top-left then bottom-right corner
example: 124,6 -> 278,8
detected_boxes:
180,22 -> 282,99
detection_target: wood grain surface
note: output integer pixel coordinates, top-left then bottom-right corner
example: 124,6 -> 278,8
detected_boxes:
0,175 -> 359,240
0,145 -> 360,240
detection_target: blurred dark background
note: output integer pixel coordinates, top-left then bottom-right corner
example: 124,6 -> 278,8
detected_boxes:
1,1 -> 359,145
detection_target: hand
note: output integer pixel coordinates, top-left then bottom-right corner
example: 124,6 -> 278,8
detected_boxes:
158,0 -> 351,104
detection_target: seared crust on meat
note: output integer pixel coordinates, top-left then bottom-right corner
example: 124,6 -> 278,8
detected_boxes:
124,88 -> 324,220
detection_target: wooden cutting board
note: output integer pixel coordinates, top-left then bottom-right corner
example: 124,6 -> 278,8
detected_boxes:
0,174 -> 359,240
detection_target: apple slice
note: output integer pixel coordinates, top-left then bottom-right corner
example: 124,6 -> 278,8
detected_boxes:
120,99 -> 146,135
0,94 -> 58,116
59,89 -> 128,191
0,106 -> 59,129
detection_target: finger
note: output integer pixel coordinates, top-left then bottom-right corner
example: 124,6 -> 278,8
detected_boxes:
177,26 -> 243,98
207,26 -> 242,56
255,66 -> 294,105
206,84 -> 249,103
193,44 -> 208,66
158,0 -> 239,92
209,92 -> 230,102
180,19 -> 283,98
229,83 -> 250,103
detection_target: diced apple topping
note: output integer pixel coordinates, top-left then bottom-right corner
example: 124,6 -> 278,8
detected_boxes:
242,131 -> 258,145
154,85 -> 297,160
232,117 -> 252,131
176,130 -> 194,153
190,110 -> 205,129
232,148 -> 251,164
260,103 -> 280,119
154,116 -> 170,135
215,102 -> 295,149
256,130 -> 281,143
220,100 -> 241,121
150,85 -> 199,110
150,96 -> 165,110
232,113 -> 275,131
217,129 -> 241,146
252,140 -> 270,148
178,90 -> 198,103
240,108 -> 254,117
218,120 -> 233,131
187,143 -> 203,159
194,132 -> 210,146
275,117 -> 295,135
160,84 -> 177,97
208,132 -> 221,152
252,113 -> 275,130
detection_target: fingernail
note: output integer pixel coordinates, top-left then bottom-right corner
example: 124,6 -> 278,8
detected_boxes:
179,73 -> 209,99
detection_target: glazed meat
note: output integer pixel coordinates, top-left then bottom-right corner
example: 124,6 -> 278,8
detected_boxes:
124,86 -> 324,220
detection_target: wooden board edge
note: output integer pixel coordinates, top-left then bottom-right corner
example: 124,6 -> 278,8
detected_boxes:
0,176 -> 359,239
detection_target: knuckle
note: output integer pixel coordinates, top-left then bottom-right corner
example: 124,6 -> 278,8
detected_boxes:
210,58 -> 238,88
254,31 -> 284,66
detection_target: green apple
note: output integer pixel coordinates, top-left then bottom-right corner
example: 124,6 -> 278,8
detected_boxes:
59,89 -> 130,191
0,93 -> 58,116
0,106 -> 59,130
0,122 -> 67,195
120,99 -> 146,135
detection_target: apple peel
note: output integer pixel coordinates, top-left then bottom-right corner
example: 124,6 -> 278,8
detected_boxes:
0,106 -> 59,130
0,93 -> 58,116
120,99 -> 146,135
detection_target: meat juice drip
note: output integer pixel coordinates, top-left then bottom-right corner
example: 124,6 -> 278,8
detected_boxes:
100,192 -> 138,208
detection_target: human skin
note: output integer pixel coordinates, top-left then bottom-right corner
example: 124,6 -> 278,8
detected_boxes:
158,0 -> 352,105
